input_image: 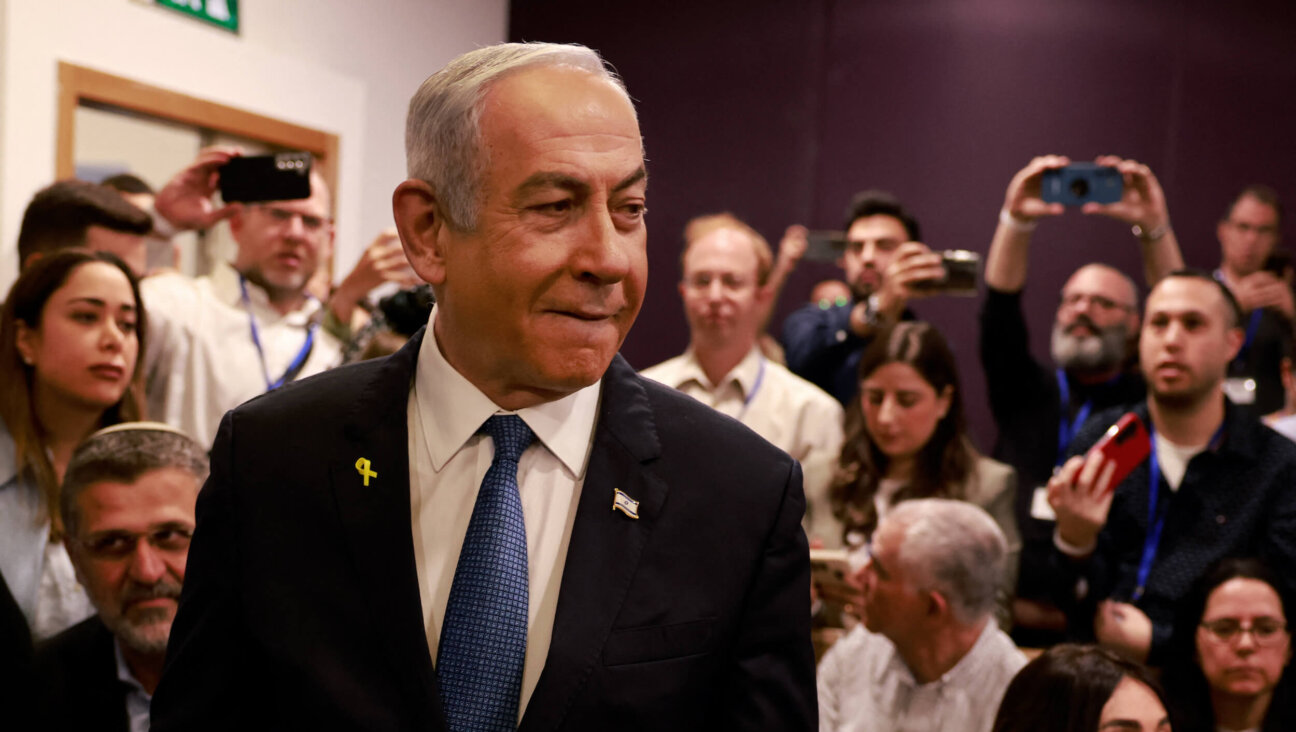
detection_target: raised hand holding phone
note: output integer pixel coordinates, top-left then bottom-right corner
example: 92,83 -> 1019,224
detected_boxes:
1048,412 -> 1152,553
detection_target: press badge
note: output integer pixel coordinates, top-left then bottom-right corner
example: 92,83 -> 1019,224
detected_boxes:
1030,486 -> 1057,521
1222,377 -> 1257,405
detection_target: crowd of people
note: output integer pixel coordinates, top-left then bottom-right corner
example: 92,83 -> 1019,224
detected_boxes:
0,40 -> 1292,731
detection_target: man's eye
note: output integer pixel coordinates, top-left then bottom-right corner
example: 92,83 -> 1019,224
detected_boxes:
534,200 -> 573,214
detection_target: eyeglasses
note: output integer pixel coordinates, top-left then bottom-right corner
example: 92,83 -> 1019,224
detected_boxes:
259,205 -> 330,234
75,527 -> 194,561
1200,617 -> 1289,646
1059,292 -> 1135,313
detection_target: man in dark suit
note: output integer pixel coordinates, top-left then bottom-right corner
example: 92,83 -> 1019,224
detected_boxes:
35,423 -> 208,731
151,42 -> 816,731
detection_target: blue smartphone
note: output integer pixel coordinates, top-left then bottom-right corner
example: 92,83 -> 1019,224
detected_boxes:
1041,163 -> 1123,206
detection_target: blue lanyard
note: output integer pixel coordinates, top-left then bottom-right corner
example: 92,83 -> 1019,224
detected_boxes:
1055,369 -> 1093,466
239,276 -> 317,392
737,357 -> 767,421
1132,420 -> 1226,601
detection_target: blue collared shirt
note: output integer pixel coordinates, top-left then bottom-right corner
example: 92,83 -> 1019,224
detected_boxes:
114,638 -> 153,732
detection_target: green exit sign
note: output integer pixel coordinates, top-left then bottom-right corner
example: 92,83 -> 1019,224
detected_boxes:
156,0 -> 240,34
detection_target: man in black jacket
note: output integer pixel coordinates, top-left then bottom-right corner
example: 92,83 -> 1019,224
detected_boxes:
35,424 -> 207,731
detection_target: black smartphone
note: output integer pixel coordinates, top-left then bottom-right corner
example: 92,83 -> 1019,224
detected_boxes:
910,249 -> 982,296
1041,163 -> 1123,206
804,230 -> 848,263
218,152 -> 313,203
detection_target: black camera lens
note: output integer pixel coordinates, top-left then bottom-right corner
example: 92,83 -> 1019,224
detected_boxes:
1070,178 -> 1090,197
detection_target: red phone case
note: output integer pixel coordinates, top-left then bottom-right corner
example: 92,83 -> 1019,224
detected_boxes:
1087,412 -> 1151,494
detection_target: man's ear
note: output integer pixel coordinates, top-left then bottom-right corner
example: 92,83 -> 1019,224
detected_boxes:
926,589 -> 948,619
393,179 -> 450,287
1225,325 -> 1246,362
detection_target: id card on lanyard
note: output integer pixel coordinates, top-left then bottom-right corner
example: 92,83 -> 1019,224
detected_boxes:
239,276 -> 318,392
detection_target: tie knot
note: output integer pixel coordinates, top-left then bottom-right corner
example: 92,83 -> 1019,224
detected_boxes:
478,414 -> 535,464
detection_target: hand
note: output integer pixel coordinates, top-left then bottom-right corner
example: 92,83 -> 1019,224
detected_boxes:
1094,600 -> 1152,662
1047,451 -> 1119,552
1234,271 -> 1296,318
328,230 -> 420,324
875,241 -> 946,316
777,225 -> 808,268
154,146 -> 244,231
1081,155 -> 1170,233
1002,155 -> 1070,222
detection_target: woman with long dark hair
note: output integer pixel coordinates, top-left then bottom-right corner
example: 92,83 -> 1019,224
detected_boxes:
993,643 -> 1172,732
829,322 -> 1019,587
0,250 -> 146,639
1163,557 -> 1294,732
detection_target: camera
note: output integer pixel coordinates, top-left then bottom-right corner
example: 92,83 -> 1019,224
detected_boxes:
912,249 -> 981,297
218,152 -> 313,203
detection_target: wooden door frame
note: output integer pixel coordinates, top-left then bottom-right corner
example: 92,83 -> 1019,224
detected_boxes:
56,61 -> 339,207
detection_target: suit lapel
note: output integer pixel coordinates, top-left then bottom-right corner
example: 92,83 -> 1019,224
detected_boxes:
521,355 -> 666,732
328,329 -> 444,726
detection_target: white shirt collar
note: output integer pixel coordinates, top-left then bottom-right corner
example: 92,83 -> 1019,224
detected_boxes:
671,345 -> 764,396
875,619 -> 999,689
414,304 -> 601,477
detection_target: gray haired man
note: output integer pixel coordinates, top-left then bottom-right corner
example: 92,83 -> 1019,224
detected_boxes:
34,423 -> 208,732
817,499 -> 1027,732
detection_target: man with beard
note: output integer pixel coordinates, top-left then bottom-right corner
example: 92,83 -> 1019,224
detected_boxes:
34,423 -> 207,731
980,156 -> 1184,642
783,190 -> 946,406
1045,271 -> 1296,665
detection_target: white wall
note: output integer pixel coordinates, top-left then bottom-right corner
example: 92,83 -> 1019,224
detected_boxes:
0,0 -> 507,289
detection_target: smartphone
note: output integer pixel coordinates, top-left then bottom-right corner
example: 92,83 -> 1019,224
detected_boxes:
218,152 -> 313,203
1085,412 -> 1151,494
1041,163 -> 1123,206
804,230 -> 848,263
911,249 -> 982,296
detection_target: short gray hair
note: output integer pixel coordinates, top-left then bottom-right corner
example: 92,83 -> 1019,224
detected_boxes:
887,498 -> 1007,625
405,42 -> 633,232
61,422 -> 209,537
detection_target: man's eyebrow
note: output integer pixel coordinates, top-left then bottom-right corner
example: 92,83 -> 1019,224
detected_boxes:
512,173 -> 591,201
613,166 -> 647,194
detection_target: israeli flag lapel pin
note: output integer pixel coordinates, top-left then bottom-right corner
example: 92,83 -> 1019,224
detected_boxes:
612,488 -> 640,519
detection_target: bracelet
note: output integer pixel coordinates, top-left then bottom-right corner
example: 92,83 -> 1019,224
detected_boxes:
999,209 -> 1038,232
1131,221 -> 1170,243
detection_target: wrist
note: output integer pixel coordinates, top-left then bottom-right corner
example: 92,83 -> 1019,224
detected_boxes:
1056,523 -> 1098,555
1131,220 -> 1170,243
999,209 -> 1039,232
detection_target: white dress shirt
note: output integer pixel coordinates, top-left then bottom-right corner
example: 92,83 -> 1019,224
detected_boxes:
408,306 -> 599,721
817,620 -> 1027,732
141,262 -> 342,449
641,346 -> 844,543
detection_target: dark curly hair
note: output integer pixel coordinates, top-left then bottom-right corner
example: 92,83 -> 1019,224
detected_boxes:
829,321 -> 977,541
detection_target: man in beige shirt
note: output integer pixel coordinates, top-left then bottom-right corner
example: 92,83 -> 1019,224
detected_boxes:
643,213 -> 844,545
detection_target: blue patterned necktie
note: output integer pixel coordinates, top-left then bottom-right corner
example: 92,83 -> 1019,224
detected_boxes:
437,414 -> 535,732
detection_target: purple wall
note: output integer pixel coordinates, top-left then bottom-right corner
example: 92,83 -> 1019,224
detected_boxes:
510,0 -> 1296,450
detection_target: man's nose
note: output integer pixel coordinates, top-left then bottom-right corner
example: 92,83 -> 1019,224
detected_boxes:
128,540 -> 168,584
859,242 -> 879,266
706,279 -> 726,302
574,207 -> 631,284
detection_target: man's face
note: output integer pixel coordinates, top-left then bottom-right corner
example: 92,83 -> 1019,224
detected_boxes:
1051,265 -> 1139,372
67,467 -> 199,656
84,225 -> 147,277
230,179 -> 333,302
1218,195 -> 1280,278
860,519 -> 926,644
839,215 -> 908,299
412,66 -> 647,406
1139,277 -> 1243,407
679,228 -> 765,350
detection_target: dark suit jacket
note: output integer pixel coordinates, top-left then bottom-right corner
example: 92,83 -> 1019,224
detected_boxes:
34,615 -> 130,732
152,330 -> 817,731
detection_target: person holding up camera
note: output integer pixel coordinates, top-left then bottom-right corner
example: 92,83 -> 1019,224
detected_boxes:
979,155 -> 1184,643
782,190 -> 946,407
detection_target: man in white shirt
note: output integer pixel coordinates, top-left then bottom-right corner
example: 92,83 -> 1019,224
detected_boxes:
642,213 -> 844,544
141,153 -> 342,448
818,498 -> 1026,732
152,42 -> 815,731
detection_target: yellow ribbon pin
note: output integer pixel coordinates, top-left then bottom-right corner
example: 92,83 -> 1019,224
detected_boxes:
355,457 -> 377,486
